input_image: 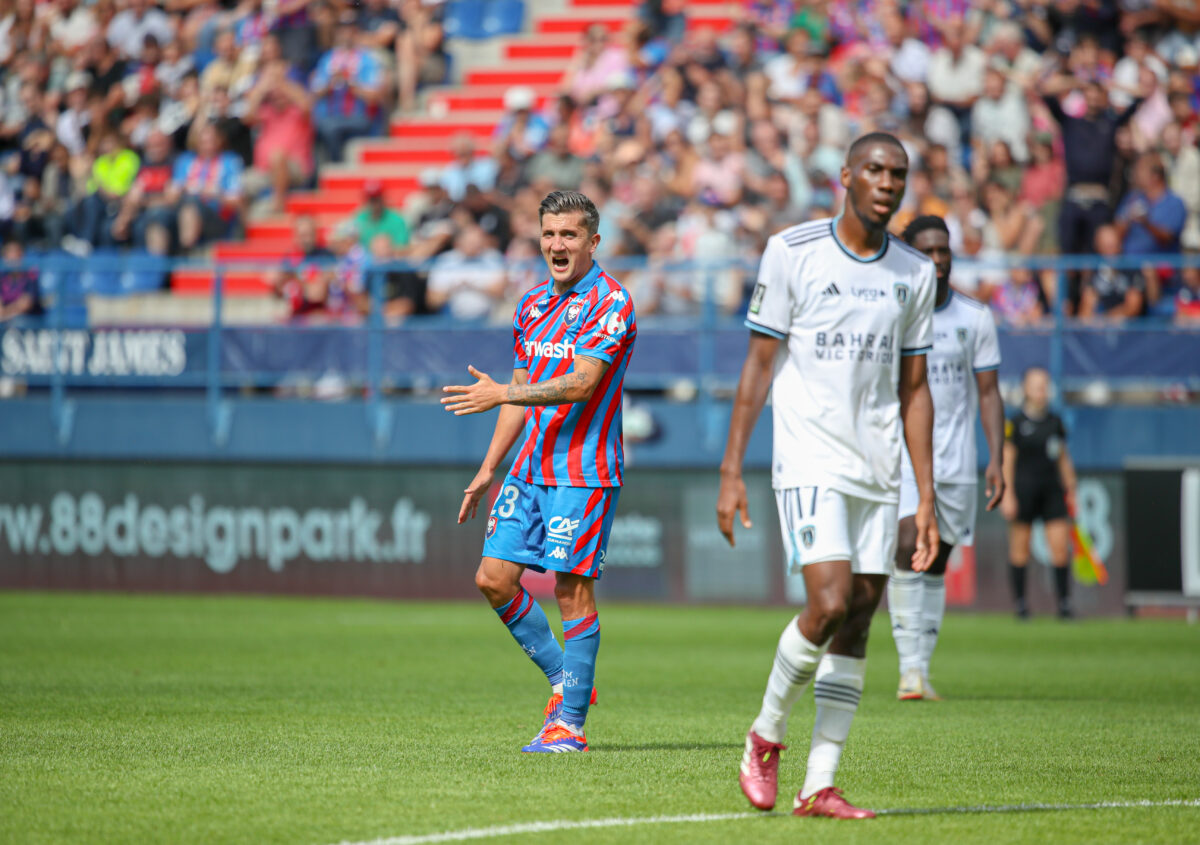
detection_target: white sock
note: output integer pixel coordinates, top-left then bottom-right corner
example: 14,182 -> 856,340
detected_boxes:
887,571 -> 923,675
918,573 -> 946,678
751,616 -> 827,744
552,682 -> 563,695
801,653 -> 866,799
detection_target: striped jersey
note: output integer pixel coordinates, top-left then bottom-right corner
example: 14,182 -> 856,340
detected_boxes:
746,217 -> 936,502
509,262 -> 636,488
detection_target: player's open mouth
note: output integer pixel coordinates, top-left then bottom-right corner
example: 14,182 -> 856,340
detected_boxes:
552,256 -> 570,271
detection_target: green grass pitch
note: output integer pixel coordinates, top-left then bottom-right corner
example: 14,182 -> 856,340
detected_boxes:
2,591 -> 1198,844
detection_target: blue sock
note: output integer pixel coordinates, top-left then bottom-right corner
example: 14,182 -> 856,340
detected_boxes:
560,612 -> 600,729
494,587 -> 563,688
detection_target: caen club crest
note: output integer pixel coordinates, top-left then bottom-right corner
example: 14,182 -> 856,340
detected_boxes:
566,302 -> 583,322
486,516 -> 498,538
893,282 -> 910,305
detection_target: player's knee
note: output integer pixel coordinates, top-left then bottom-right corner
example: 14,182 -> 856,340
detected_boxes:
475,565 -> 515,603
807,591 -> 850,636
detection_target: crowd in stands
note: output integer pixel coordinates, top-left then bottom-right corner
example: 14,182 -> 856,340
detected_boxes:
0,0 -> 449,279
2,0 -> 1200,328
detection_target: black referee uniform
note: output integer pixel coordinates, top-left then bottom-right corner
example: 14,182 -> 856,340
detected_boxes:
1006,409 -> 1069,525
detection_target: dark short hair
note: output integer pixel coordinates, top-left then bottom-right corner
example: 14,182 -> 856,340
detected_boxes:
538,191 -> 600,237
901,214 -> 949,245
846,131 -> 907,166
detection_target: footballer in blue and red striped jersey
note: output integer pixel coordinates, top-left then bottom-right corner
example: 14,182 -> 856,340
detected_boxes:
443,190 -> 635,752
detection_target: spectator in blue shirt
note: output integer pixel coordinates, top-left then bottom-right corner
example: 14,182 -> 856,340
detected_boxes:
1115,152 -> 1187,317
167,122 -> 244,252
310,15 -> 384,162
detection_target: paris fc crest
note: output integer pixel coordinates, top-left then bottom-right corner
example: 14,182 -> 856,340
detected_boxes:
956,327 -> 968,344
800,525 -> 815,549
893,282 -> 910,305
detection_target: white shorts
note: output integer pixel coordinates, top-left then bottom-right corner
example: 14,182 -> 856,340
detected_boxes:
775,486 -> 898,576
898,478 -> 977,546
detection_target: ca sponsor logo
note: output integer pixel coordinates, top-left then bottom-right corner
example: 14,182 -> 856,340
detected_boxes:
547,515 -> 580,545
800,525 -> 816,549
894,282 -> 910,305
548,545 -> 568,561
524,339 -> 575,360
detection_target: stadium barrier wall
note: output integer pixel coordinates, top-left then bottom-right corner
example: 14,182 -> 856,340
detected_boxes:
0,459 -> 1129,615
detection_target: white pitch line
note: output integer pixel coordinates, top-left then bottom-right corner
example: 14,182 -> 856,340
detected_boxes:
331,799 -> 1200,845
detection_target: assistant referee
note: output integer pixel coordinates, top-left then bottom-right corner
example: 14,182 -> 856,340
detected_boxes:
1001,367 -> 1078,619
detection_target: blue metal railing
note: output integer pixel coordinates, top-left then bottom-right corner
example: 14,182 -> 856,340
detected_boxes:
4,252 -> 1199,446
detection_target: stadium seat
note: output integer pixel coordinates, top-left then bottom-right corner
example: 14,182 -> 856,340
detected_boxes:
483,0 -> 524,36
443,0 -> 488,40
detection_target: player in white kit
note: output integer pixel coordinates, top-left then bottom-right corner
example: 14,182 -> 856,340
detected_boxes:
888,215 -> 1006,702
717,134 -> 938,820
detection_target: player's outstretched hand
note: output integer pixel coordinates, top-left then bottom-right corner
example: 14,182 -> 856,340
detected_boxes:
458,466 -> 494,524
912,499 -> 940,572
984,460 -> 1005,511
716,471 -> 752,547
442,365 -> 504,416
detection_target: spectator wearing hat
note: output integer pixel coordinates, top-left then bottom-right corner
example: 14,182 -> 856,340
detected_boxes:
493,86 -> 549,161
167,121 -> 243,252
242,58 -> 314,215
310,14 -> 384,162
349,180 -> 410,249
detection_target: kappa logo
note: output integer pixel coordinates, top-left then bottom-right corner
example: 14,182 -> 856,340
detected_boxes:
821,283 -> 841,296
894,282 -> 911,305
956,327 -> 968,344
566,301 -> 583,322
486,516 -> 498,538
547,515 -> 581,545
800,525 -> 816,549
530,304 -> 543,320
548,546 -> 569,561
607,290 -> 626,304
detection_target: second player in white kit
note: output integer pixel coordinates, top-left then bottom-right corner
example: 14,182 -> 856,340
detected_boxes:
717,134 -> 939,820
888,215 -> 1006,702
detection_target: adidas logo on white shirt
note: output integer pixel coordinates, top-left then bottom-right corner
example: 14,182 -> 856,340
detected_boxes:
822,283 -> 841,296
548,546 -> 568,561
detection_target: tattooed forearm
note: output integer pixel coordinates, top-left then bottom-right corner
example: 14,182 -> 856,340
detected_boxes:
505,370 -> 593,406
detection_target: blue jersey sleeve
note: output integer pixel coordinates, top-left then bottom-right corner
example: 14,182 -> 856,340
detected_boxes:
575,288 -> 634,364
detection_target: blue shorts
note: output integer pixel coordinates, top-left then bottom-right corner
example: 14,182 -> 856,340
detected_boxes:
482,477 -> 620,579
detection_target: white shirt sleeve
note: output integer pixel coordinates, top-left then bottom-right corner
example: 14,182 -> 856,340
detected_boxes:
973,303 -> 1002,371
901,261 -> 935,355
745,235 -> 793,340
